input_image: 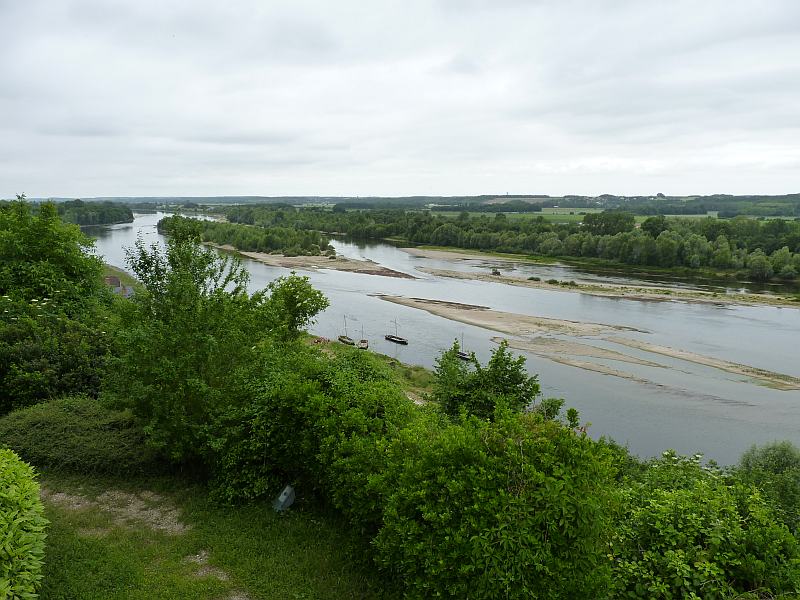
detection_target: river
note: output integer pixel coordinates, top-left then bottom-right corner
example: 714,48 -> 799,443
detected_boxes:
89,213 -> 800,464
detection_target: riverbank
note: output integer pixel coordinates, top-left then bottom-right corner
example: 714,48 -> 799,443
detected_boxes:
377,295 -> 800,391
210,244 -> 415,279
403,247 -> 800,308
416,265 -> 800,308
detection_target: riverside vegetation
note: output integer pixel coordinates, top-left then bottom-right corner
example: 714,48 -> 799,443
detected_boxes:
1,200 -> 800,598
216,204 -> 800,283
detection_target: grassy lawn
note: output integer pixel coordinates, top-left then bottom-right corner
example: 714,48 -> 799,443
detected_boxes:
39,473 -> 390,600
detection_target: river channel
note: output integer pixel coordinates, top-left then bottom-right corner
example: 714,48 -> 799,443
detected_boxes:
90,213 -> 800,465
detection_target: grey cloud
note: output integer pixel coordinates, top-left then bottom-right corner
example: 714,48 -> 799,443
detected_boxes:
2,0 -> 799,197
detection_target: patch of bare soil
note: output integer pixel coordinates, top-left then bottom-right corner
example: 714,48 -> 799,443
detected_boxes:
184,550 -> 230,581
40,487 -> 189,535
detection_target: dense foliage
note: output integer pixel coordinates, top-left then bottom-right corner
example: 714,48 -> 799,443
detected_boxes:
0,449 -> 48,599
433,339 -> 540,419
215,205 -> 800,281
56,199 -> 133,226
610,451 -> 800,598
106,221 -> 328,462
0,397 -> 162,476
158,214 -> 334,256
0,202 -> 112,415
738,441 -> 800,533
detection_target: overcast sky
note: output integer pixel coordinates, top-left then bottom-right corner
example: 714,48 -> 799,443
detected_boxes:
2,0 -> 799,198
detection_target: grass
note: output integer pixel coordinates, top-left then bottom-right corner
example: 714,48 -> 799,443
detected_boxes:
102,263 -> 139,288
326,341 -> 436,396
39,472 -> 390,600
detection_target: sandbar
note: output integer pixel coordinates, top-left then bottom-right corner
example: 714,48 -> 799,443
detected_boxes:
607,337 -> 800,391
376,295 -> 644,336
210,244 -> 415,279
416,267 -> 797,308
494,336 -> 662,368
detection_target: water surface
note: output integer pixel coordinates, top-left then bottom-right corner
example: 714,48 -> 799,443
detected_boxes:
90,214 -> 800,464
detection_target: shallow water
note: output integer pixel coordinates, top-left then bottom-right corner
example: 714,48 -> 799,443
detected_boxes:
89,213 -> 800,464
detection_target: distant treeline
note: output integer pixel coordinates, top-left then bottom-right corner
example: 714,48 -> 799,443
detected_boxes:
57,200 -> 133,225
0,198 -> 134,225
218,205 -> 800,280
158,215 -> 333,257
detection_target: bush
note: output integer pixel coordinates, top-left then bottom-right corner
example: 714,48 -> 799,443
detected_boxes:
610,452 -> 800,598
0,299 -> 112,415
0,397 -> 162,476
375,411 -> 615,598
738,441 -> 800,532
0,449 -> 48,599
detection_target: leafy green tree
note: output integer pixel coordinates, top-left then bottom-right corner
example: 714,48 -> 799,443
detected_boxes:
434,339 -> 540,420
0,201 -> 103,303
582,211 -> 635,236
641,215 -> 668,238
0,201 -> 110,413
108,228 -> 327,463
655,230 -> 682,267
262,272 -> 329,340
747,249 -> 774,281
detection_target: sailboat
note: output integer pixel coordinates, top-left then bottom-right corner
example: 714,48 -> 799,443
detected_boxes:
358,325 -> 369,350
384,318 -> 408,345
457,333 -> 471,361
338,315 -> 355,345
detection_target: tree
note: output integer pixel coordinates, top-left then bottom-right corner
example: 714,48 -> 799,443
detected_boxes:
0,201 -> 103,303
747,249 -> 774,281
738,441 -> 800,532
582,211 -> 635,236
0,201 -> 110,413
641,215 -> 668,239
108,230 -> 328,462
262,272 -> 329,340
434,339 -> 540,420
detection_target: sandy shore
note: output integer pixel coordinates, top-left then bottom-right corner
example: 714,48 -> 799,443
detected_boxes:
401,247 -> 548,263
494,336 -> 662,367
379,295 -> 800,391
376,296 -> 644,336
607,337 -> 800,391
416,266 -> 798,308
211,244 -> 415,279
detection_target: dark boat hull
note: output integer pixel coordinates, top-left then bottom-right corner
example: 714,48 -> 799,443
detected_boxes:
385,334 -> 408,345
338,335 -> 355,345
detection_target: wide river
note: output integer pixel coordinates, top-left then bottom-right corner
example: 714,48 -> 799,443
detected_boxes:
90,213 -> 800,464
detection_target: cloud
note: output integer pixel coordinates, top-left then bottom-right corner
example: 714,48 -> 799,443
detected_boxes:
1,0 -> 799,197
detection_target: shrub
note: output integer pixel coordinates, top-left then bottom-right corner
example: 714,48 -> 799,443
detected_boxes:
0,397 -> 162,476
375,411 -> 615,598
0,449 -> 48,599
738,440 -> 800,532
0,299 -> 111,415
610,451 -> 800,598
